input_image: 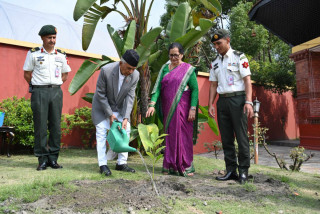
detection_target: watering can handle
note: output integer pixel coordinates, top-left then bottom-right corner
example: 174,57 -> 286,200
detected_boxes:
117,125 -> 125,135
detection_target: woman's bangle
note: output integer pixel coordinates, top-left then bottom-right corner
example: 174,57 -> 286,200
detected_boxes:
148,104 -> 155,108
190,106 -> 196,111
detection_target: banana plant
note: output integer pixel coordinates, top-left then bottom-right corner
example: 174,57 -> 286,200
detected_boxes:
69,0 -> 222,132
198,105 -> 219,136
73,0 -> 155,51
69,20 -> 162,95
148,1 -> 221,78
138,123 -> 168,179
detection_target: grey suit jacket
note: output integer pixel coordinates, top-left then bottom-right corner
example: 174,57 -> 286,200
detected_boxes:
91,62 -> 139,125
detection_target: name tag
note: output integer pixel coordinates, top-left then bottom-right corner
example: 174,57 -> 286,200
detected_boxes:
228,75 -> 234,85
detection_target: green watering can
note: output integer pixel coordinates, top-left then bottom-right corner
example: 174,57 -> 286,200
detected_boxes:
107,121 -> 137,153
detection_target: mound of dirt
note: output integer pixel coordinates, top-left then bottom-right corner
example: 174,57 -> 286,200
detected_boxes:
5,173 -> 292,214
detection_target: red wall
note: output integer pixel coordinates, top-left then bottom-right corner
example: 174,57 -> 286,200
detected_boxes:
194,76 -> 300,154
290,50 -> 320,150
0,43 -> 300,153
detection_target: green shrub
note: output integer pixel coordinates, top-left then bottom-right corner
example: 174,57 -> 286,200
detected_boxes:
0,97 -> 95,148
61,106 -> 95,148
0,97 -> 34,147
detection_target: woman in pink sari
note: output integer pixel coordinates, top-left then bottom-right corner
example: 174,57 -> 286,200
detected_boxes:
146,43 -> 199,177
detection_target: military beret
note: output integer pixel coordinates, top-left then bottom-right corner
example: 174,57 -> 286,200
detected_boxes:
122,49 -> 140,67
38,25 -> 57,36
211,29 -> 230,42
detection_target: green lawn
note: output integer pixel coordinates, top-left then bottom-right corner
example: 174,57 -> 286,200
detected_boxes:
0,149 -> 319,213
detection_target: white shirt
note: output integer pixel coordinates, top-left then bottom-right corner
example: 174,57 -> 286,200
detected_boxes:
23,46 -> 71,85
118,67 -> 125,94
209,47 -> 251,94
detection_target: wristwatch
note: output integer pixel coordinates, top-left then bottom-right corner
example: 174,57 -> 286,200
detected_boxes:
245,101 -> 253,106
190,106 -> 196,110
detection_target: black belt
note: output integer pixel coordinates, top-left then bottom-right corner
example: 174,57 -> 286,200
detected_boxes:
32,85 -> 61,88
219,91 -> 246,97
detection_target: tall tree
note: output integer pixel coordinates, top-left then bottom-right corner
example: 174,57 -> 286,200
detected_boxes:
229,1 -> 296,95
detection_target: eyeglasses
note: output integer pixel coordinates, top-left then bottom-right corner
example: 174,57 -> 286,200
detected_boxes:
169,54 -> 180,58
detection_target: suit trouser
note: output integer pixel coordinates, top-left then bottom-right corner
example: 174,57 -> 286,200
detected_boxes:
95,112 -> 130,166
31,87 -> 63,164
217,95 -> 250,173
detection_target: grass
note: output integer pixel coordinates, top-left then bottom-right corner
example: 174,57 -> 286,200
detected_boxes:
1,148 -> 320,213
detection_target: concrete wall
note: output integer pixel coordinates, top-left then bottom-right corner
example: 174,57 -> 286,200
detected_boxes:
0,40 -> 300,153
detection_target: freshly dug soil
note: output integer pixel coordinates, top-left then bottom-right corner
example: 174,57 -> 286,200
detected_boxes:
2,172 -> 292,214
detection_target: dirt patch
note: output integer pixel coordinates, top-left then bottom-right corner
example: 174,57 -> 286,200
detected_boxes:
3,173 -> 292,214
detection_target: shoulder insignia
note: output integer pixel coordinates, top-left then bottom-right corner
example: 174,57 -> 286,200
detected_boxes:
233,50 -> 243,56
30,47 -> 40,52
57,49 -> 66,55
240,56 -> 247,60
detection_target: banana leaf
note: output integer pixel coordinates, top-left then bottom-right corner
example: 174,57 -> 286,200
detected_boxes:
199,0 -> 222,16
138,123 -> 159,151
107,24 -> 124,57
73,0 -> 97,21
69,56 -> 114,95
82,93 -> 94,103
170,2 -> 191,42
82,4 -> 114,50
122,20 -> 136,55
136,27 -> 163,67
198,113 -> 208,123
176,18 -> 213,50
198,105 -> 219,136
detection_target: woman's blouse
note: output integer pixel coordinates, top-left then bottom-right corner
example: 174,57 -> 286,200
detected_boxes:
151,64 -> 199,107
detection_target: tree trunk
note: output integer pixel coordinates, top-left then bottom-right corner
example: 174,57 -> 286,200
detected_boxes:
139,63 -> 151,121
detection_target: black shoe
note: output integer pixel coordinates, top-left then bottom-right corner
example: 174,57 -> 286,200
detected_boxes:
239,172 -> 248,184
216,171 -> 238,181
115,164 -> 135,173
48,161 -> 63,169
36,162 -> 47,171
100,165 -> 112,176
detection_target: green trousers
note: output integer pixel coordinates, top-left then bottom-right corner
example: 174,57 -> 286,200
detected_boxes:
31,87 -> 63,164
217,95 -> 250,173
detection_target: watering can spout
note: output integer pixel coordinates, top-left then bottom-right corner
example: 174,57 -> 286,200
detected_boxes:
106,121 -> 137,153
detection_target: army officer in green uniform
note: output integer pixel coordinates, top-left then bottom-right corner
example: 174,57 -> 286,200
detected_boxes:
208,29 -> 254,184
23,25 -> 71,171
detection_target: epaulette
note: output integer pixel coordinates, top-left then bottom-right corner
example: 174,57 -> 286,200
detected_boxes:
57,49 -> 66,55
30,47 -> 40,52
233,50 -> 243,56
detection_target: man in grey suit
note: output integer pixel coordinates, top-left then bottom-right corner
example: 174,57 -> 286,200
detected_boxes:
92,49 -> 140,176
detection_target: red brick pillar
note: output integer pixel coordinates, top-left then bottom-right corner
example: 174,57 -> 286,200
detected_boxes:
291,49 -> 320,150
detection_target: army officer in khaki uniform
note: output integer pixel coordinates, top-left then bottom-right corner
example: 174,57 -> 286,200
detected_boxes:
23,25 -> 71,171
208,29 -> 253,184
